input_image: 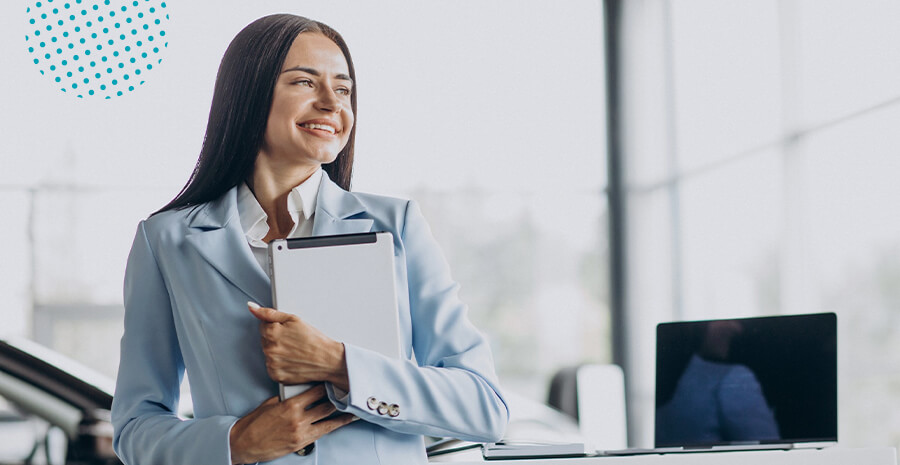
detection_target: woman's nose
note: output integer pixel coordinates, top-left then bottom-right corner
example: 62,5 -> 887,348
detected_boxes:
314,87 -> 341,112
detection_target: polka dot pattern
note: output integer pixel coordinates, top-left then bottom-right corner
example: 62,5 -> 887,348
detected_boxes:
26,0 -> 169,99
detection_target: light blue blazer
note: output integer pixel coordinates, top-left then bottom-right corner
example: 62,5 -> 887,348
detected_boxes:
111,173 -> 509,465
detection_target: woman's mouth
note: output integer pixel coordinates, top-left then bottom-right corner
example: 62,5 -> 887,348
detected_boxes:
298,122 -> 337,135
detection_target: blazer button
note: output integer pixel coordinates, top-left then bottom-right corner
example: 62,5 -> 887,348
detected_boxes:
367,397 -> 378,410
388,404 -> 400,417
377,402 -> 389,415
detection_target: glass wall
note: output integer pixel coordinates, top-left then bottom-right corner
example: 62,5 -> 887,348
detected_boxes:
619,0 -> 900,448
0,0 -> 609,409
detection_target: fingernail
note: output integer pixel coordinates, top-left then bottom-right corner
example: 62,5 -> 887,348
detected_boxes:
247,301 -> 261,310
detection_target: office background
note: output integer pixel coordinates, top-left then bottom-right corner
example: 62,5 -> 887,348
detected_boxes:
0,0 -> 897,451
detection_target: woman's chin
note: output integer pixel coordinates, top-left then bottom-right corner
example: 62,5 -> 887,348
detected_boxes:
307,152 -> 341,166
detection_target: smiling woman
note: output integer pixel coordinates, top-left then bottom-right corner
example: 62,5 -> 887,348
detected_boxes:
109,14 -> 508,465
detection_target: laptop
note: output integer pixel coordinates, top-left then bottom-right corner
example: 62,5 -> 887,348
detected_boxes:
604,312 -> 837,456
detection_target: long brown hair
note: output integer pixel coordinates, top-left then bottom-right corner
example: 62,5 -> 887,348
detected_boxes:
156,14 -> 356,214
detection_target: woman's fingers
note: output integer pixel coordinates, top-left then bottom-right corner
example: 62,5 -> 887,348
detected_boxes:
306,398 -> 339,422
281,384 -> 332,416
312,413 -> 357,437
254,315 -> 346,386
229,390 -> 354,464
248,301 -> 296,324
293,383 -> 328,404
259,395 -> 280,407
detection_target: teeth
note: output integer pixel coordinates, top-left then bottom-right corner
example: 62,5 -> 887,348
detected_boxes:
300,123 -> 336,134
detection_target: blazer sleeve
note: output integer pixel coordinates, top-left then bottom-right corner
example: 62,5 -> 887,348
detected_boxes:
111,221 -> 239,465
326,200 -> 509,442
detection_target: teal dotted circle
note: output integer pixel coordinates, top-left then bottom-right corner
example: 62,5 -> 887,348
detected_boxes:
26,0 -> 168,99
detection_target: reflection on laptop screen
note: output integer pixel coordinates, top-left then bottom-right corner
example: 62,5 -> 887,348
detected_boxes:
655,313 -> 837,448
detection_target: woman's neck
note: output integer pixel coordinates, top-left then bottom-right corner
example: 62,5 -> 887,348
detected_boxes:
249,159 -> 319,241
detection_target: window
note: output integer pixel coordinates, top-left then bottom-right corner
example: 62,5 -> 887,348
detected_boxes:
2,0 -> 610,409
619,0 -> 900,448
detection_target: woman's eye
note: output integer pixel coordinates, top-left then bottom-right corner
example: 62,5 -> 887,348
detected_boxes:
294,79 -> 313,87
336,87 -> 351,96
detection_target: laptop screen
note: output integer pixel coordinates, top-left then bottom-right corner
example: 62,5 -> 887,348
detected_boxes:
654,313 -> 837,448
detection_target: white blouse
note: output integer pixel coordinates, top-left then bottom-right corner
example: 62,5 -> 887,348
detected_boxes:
236,168 -> 323,271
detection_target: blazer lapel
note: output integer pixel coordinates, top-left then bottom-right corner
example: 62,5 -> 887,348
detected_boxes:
182,175 -> 372,305
184,187 -> 272,306
313,173 -> 375,236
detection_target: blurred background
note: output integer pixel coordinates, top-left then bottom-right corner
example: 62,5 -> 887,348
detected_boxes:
0,0 -> 898,452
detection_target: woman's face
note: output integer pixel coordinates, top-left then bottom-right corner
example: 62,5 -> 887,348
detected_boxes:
259,32 -> 354,170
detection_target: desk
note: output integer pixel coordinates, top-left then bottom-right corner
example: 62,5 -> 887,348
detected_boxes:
431,447 -> 897,464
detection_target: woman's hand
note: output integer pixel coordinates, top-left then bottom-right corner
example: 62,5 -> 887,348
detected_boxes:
248,302 -> 350,391
229,385 -> 356,464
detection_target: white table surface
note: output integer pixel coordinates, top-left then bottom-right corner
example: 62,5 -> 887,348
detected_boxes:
430,446 -> 897,465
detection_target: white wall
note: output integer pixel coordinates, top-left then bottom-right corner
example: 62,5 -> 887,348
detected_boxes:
0,0 -> 609,402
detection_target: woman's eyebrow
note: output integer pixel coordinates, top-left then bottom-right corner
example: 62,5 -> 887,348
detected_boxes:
282,66 -> 353,84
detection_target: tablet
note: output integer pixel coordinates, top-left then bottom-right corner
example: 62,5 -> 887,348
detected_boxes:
268,232 -> 402,400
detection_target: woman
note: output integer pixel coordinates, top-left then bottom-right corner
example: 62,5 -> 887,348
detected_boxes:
111,14 -> 508,465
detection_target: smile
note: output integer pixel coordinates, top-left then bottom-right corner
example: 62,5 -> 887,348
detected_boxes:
298,122 -> 337,135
